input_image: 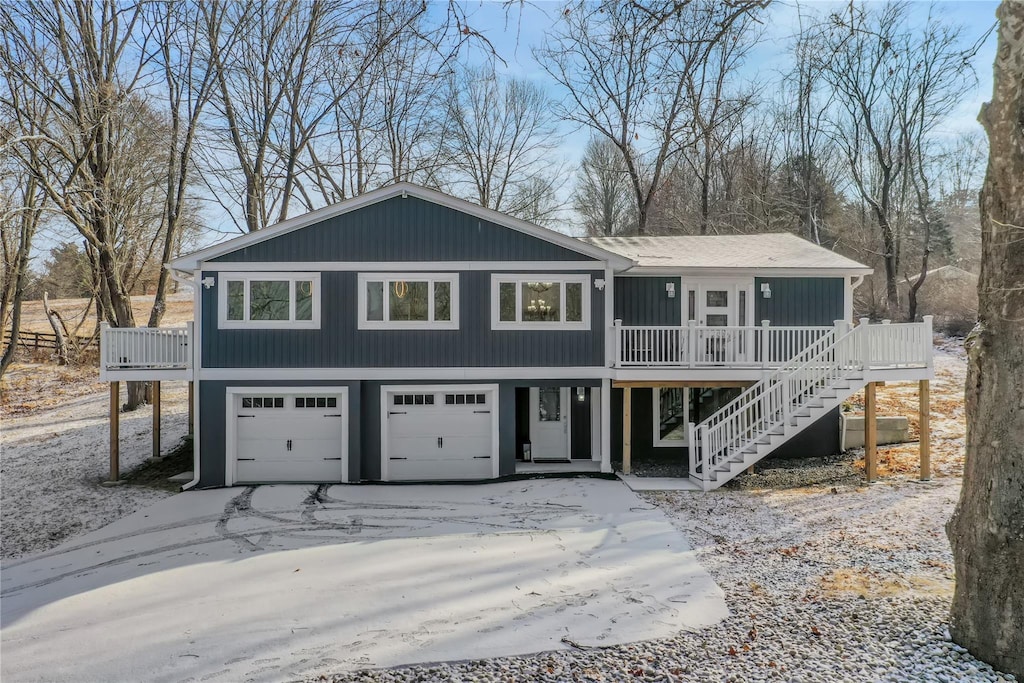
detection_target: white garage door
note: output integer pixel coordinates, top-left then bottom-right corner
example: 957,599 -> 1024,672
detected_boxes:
233,391 -> 346,484
384,386 -> 497,481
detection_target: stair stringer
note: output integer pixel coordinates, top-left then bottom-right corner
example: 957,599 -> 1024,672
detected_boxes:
700,374 -> 867,488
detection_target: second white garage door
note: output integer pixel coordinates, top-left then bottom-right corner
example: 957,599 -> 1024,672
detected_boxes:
382,385 -> 498,481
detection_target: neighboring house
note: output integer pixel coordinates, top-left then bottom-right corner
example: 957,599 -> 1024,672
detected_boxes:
100,183 -> 934,491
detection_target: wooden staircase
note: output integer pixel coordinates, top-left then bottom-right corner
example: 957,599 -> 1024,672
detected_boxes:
687,318 -> 933,490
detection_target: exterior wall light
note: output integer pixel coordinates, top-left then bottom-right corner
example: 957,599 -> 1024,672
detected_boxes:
666,282 -> 676,298
594,278 -> 606,291
202,276 -> 216,289
761,283 -> 772,299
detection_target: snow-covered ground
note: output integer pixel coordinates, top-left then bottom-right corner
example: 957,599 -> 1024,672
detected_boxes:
1,381 -> 189,560
1,480 -> 726,682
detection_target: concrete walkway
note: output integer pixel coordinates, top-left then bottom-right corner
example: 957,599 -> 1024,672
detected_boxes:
1,479 -> 726,682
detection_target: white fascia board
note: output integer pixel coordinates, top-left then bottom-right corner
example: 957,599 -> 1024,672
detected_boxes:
197,260 -> 608,272
618,266 -> 874,278
170,182 -> 636,271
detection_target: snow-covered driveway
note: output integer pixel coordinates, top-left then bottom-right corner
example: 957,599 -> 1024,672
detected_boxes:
0,479 -> 726,682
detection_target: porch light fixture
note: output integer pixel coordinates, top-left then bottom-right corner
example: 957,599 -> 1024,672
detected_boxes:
594,278 -> 606,291
761,283 -> 772,299
576,387 -> 586,402
665,282 -> 676,298
202,276 -> 216,289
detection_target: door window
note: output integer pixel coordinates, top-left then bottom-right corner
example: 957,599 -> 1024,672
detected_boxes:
538,387 -> 561,421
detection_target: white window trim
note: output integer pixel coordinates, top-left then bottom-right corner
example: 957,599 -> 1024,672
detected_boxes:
357,272 -> 459,330
653,387 -> 689,447
490,273 -> 591,330
218,272 -> 321,329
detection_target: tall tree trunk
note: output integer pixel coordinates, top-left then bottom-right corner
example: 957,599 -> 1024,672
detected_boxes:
0,219 -> 36,379
946,3 -> 1024,678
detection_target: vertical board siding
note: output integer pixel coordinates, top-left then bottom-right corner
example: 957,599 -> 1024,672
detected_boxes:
210,196 -> 596,263
614,277 -> 682,326
197,379 -> 362,488
199,378 -> 599,486
754,277 -> 844,326
202,270 -> 604,368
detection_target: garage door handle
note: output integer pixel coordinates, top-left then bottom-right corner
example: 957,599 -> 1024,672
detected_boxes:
390,457 -> 408,460
473,456 -> 490,459
389,411 -> 407,416
323,457 -> 342,461
437,436 -> 442,448
238,415 -> 255,418
473,410 -> 490,414
287,439 -> 292,451
325,414 -> 343,417
237,457 -> 255,461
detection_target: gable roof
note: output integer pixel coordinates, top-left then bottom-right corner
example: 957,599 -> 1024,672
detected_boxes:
169,183 -> 634,271
584,233 -> 872,275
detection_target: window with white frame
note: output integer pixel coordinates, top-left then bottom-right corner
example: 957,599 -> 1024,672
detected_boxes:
491,274 -> 590,329
654,387 -> 689,447
357,273 -> 458,329
219,273 -> 320,329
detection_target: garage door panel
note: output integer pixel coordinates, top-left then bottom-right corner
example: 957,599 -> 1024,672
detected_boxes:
232,391 -> 346,484
384,387 -> 496,481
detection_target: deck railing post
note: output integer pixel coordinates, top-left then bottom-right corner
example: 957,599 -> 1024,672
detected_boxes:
922,315 -> 934,370
858,318 -> 870,372
613,319 -> 622,367
687,320 -> 697,368
687,422 -> 698,476
760,320 -> 770,367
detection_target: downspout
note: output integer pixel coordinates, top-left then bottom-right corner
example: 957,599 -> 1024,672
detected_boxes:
166,265 -> 201,491
848,275 -> 866,323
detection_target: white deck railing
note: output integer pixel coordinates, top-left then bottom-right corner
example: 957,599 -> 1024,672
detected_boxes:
614,320 -> 835,368
101,322 -> 192,370
687,317 -> 933,487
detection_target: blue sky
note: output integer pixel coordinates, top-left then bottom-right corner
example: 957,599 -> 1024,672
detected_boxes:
454,0 -> 999,165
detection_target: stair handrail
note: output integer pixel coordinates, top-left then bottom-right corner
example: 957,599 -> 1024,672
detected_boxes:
688,320 -> 861,482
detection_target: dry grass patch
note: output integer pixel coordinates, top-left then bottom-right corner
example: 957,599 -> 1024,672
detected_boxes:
13,292 -> 193,335
818,567 -> 953,599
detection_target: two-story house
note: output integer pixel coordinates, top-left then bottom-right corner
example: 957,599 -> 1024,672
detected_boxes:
100,183 -> 934,491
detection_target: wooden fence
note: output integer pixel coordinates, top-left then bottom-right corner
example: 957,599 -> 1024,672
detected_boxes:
2,330 -> 98,352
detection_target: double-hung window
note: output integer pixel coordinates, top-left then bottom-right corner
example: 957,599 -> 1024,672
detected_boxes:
357,273 -> 459,329
219,273 -> 320,329
491,274 -> 590,329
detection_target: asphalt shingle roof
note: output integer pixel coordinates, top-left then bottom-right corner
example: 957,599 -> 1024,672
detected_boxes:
583,233 -> 871,271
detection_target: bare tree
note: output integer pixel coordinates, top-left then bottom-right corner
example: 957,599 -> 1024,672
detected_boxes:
573,136 -> 636,236
537,0 -> 766,234
0,1 -> 179,407
0,126 -> 48,379
439,66 -> 564,224
946,3 -> 1024,677
145,0 -> 217,327
810,1 -> 979,318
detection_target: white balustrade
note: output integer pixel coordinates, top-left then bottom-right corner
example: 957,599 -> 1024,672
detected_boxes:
614,322 -> 833,368
101,322 -> 192,370
688,316 -> 934,486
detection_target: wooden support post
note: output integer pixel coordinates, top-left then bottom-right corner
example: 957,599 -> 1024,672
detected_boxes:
623,386 -> 632,475
187,381 -> 194,435
108,381 -> 120,484
919,379 -> 931,481
864,382 -> 877,483
152,381 -> 161,461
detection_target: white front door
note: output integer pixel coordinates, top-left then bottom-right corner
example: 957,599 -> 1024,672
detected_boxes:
693,280 -> 753,363
383,385 -> 498,481
529,387 -> 570,461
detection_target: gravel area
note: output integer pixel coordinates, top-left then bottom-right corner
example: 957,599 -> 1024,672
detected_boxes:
0,376 -> 188,560
314,477 -> 1017,682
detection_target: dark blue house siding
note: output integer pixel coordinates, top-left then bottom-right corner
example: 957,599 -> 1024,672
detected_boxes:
755,277 -> 844,326
613,277 -> 682,326
201,270 -> 604,368
197,378 -> 600,487
210,196 -> 595,263
197,379 -> 363,488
